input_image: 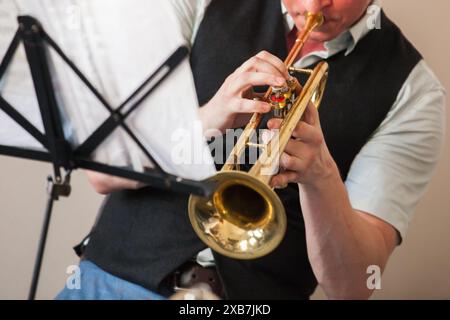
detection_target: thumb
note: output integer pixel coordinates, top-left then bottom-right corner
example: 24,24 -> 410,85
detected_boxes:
267,118 -> 283,130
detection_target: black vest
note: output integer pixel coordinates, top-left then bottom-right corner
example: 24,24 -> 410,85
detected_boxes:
84,0 -> 421,299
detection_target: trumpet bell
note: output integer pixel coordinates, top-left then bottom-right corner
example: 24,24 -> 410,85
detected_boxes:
188,171 -> 287,259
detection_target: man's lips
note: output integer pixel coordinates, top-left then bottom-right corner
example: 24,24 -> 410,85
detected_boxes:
295,13 -> 337,29
296,10 -> 338,22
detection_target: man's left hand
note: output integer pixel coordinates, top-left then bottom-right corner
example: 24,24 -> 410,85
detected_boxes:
267,102 -> 338,188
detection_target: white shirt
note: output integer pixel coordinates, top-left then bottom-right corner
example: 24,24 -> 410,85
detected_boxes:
169,0 -> 446,266
0,0 -> 216,181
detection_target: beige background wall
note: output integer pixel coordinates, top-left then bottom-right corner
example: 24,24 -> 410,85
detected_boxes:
0,0 -> 449,300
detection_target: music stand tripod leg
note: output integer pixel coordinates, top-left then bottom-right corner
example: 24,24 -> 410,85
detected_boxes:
28,172 -> 71,300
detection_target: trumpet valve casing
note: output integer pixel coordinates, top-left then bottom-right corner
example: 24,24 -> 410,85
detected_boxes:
270,77 -> 298,118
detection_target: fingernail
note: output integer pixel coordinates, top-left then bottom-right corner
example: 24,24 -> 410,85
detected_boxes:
267,120 -> 276,129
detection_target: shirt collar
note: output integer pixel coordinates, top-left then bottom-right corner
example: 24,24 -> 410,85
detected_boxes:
281,0 -> 381,56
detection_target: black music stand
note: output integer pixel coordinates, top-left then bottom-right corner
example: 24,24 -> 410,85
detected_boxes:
0,16 -> 213,300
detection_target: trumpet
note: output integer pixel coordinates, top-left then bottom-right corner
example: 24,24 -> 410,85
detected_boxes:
189,12 -> 329,259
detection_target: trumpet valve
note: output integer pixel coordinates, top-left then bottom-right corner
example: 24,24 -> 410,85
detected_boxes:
286,76 -> 297,89
270,83 -> 296,118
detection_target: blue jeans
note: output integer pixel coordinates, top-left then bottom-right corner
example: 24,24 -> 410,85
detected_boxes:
56,260 -> 166,300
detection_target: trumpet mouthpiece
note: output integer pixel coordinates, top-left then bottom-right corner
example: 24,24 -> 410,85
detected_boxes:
305,12 -> 324,27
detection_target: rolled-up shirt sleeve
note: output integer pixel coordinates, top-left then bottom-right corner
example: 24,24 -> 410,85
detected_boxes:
345,60 -> 446,241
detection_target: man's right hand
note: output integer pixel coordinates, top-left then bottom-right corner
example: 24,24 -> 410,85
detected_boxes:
85,170 -> 147,195
199,50 -> 290,138
86,51 -> 290,194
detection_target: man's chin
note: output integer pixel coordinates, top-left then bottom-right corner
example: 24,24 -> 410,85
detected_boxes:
295,22 -> 339,43
309,30 -> 337,43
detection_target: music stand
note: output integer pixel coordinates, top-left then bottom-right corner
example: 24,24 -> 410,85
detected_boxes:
0,16 -> 213,300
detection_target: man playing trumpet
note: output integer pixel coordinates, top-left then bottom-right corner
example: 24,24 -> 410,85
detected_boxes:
59,0 -> 445,300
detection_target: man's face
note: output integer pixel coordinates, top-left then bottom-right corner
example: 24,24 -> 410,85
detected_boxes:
282,0 -> 372,42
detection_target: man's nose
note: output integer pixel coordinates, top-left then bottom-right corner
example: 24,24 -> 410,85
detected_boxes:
302,0 -> 332,13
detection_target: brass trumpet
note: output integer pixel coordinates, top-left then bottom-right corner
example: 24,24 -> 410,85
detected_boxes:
189,12 -> 329,259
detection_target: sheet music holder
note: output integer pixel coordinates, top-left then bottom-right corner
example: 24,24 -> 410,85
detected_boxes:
0,16 -> 214,300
